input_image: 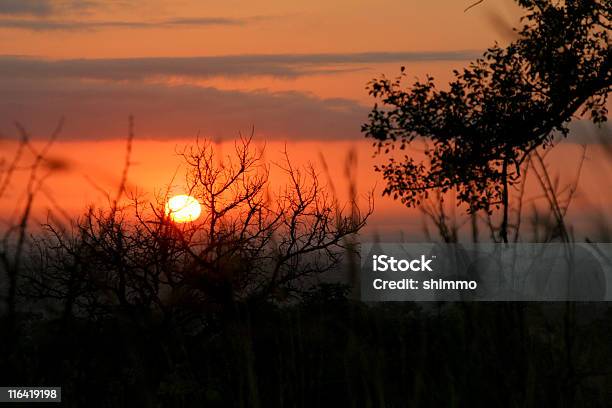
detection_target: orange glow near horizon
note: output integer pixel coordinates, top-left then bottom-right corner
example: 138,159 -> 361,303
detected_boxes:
0,137 -> 609,240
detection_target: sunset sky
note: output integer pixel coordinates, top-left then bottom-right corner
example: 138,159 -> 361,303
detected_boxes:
1,0 -> 610,239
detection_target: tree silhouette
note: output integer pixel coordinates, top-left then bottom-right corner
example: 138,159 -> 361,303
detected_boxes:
363,0 -> 611,242
25,135 -> 372,324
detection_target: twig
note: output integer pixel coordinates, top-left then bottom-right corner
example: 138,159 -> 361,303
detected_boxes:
465,0 -> 485,12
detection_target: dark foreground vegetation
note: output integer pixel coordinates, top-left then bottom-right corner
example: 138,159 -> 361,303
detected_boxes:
0,127 -> 610,406
3,299 -> 612,407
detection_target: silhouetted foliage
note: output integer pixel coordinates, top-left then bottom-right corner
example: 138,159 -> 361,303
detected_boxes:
23,135 -> 372,323
363,0 -> 611,241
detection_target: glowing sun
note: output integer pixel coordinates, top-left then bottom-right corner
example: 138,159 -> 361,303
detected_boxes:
165,194 -> 202,223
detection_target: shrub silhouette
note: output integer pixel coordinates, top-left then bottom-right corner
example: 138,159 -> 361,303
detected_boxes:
25,135 -> 372,323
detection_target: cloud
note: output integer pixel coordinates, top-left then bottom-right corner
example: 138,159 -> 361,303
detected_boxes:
0,0 -> 101,16
0,15 -> 271,31
565,121 -> 612,145
0,0 -> 276,29
0,78 -> 368,140
0,0 -> 53,16
0,51 -> 481,141
0,51 -> 479,81
0,75 -> 605,143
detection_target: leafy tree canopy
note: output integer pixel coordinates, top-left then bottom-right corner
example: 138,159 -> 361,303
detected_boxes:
363,0 -> 611,213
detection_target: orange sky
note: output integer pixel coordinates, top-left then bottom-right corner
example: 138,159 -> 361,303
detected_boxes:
0,0 -> 610,240
3,135 -> 611,241
1,0 -> 522,57
0,0 -> 523,140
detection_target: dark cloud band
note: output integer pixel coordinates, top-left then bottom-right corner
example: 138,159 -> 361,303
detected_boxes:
0,15 -> 269,31
0,78 -> 368,140
0,0 -> 53,16
0,0 -> 100,17
0,74 -> 604,142
0,51 -> 479,80
0,17 -> 242,31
